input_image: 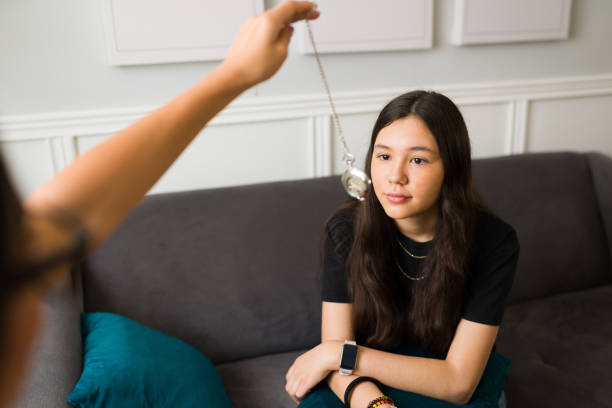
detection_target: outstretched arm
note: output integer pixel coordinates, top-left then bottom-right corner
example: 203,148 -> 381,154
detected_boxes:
25,1 -> 319,255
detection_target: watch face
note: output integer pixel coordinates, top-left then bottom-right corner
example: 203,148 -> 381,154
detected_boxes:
340,344 -> 358,370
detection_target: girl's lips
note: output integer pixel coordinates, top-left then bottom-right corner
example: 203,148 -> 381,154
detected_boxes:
385,193 -> 411,203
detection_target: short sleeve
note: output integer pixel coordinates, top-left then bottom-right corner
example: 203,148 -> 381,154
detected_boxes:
321,212 -> 354,303
462,214 -> 520,326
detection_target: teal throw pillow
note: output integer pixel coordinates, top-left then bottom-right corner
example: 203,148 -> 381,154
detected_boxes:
299,344 -> 509,408
68,312 -> 232,408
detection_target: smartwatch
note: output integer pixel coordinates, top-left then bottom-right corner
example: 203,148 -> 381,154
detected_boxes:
339,340 -> 358,375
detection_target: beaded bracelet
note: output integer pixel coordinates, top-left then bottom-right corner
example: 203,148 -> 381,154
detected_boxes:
367,395 -> 396,408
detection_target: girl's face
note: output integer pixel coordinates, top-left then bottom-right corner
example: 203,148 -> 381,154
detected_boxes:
370,116 -> 444,235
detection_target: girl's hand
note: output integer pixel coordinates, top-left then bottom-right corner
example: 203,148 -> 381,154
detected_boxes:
219,1 -> 320,90
285,340 -> 341,403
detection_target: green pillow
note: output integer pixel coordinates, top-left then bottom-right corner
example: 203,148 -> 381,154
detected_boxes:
68,312 -> 232,408
298,345 -> 509,408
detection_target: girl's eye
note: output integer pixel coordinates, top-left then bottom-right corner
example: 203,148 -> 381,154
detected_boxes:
411,157 -> 427,165
377,154 -> 390,161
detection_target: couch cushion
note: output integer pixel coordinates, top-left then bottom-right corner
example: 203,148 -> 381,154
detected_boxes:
217,350 -> 301,408
81,176 -> 347,364
68,312 -> 231,408
473,152 -> 610,304
496,285 -> 612,408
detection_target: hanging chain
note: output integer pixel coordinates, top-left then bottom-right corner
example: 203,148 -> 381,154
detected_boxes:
304,20 -> 354,166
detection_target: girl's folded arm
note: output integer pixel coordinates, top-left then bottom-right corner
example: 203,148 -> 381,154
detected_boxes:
352,319 -> 499,405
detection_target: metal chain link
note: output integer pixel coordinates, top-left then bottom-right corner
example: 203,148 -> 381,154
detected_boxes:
305,19 -> 354,166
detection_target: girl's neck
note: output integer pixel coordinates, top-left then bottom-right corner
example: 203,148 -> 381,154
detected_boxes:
395,206 -> 438,243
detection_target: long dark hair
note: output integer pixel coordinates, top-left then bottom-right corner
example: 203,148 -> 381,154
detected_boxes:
344,90 -> 482,356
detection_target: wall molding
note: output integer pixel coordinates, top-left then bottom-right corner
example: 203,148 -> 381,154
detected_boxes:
2,73 -> 612,141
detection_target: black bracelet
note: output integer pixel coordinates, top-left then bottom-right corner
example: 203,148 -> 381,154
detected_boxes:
343,376 -> 385,408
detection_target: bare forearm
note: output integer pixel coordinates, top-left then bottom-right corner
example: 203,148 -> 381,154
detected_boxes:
354,346 -> 468,404
26,67 -> 245,252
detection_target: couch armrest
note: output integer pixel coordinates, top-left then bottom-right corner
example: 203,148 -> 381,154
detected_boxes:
11,270 -> 84,408
587,152 -> 612,277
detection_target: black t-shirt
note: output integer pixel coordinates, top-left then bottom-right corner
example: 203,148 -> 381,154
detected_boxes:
322,206 -> 520,327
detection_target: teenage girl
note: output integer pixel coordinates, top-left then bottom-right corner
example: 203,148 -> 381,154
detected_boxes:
285,90 -> 519,408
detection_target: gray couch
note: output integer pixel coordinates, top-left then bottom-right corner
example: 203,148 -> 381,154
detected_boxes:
15,151 -> 612,408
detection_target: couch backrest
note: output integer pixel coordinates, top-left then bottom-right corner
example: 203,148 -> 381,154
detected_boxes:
82,152 -> 611,363
82,177 -> 347,364
587,152 -> 612,277
473,152 -> 611,304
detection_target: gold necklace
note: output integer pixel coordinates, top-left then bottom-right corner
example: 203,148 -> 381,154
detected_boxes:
394,257 -> 426,281
397,239 -> 428,259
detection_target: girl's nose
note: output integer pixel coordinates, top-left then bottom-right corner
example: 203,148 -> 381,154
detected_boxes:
388,162 -> 408,185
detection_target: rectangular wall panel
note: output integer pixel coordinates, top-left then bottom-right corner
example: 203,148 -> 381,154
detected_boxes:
0,139 -> 56,199
453,0 -> 571,45
527,95 -> 612,157
459,103 -> 510,158
299,0 -> 432,54
102,0 -> 263,65
151,119 -> 312,193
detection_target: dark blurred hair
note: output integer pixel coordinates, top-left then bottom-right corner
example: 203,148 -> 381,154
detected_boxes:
1,155 -> 26,285
340,90 -> 483,356
0,152 -> 86,355
0,154 -> 27,352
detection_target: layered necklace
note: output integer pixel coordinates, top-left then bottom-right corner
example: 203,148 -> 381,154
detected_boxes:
395,238 -> 428,281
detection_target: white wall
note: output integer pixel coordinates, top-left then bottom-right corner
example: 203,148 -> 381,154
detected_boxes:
1,0 -> 612,198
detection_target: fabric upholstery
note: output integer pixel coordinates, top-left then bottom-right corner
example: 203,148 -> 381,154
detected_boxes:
496,285 -> 612,408
11,273 -> 83,408
473,152 -> 610,304
587,152 -> 612,274
82,177 -> 348,364
68,312 -> 231,408
217,350 -> 302,408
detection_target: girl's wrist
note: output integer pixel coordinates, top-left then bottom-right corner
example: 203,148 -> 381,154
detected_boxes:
366,396 -> 396,408
205,65 -> 251,97
321,340 -> 343,371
